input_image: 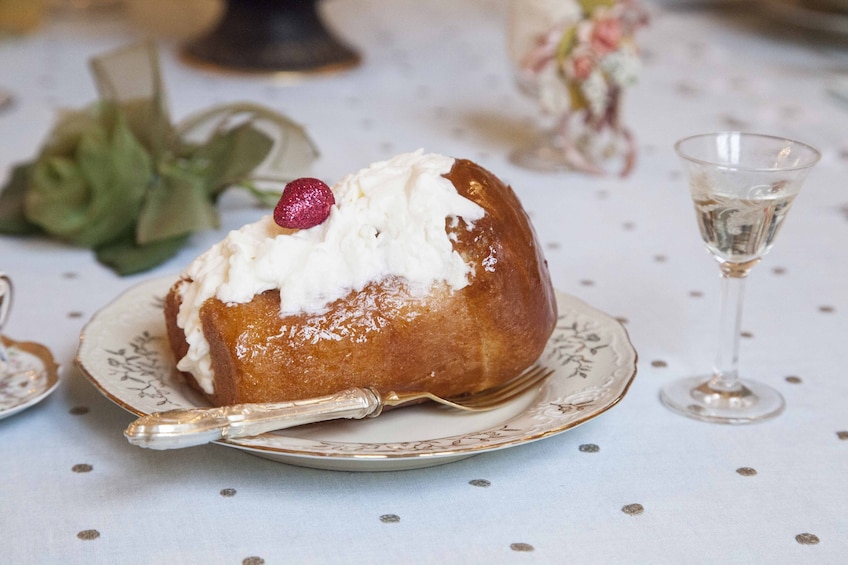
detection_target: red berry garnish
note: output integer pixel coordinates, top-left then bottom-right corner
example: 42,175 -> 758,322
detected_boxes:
273,178 -> 335,230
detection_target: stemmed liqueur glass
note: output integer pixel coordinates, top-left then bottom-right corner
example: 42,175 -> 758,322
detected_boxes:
660,132 -> 820,424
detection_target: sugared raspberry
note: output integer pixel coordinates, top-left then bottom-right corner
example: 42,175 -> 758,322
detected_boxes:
273,178 -> 335,230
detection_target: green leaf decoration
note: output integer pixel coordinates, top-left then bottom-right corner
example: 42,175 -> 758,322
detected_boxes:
0,42 -> 319,275
109,98 -> 174,160
0,164 -> 41,234
95,230 -> 190,276
237,181 -> 287,208
186,121 -> 275,197
135,160 -> 219,245
25,109 -> 152,248
175,102 -> 319,183
89,41 -> 173,160
38,105 -> 103,158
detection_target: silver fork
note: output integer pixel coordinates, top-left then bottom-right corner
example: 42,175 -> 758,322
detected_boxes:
124,364 -> 553,450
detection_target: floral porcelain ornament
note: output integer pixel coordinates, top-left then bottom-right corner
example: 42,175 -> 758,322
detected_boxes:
515,0 -> 648,176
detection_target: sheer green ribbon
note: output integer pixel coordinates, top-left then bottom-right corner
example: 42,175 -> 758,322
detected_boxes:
0,42 -> 318,275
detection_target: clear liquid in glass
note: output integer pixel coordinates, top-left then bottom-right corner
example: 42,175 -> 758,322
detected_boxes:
693,192 -> 796,264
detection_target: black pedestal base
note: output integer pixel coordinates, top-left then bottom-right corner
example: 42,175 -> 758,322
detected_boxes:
183,0 -> 360,75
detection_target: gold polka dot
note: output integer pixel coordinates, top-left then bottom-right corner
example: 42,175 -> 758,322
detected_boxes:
719,114 -> 749,129
623,222 -> 636,231
785,376 -> 802,384
69,406 -> 89,415
795,533 -> 820,545
654,255 -> 667,263
779,105 -> 801,119
510,543 -> 534,552
689,290 -> 703,298
77,530 -> 100,540
772,266 -> 787,275
72,464 -> 92,473
736,467 -> 757,476
622,504 -> 644,515
67,311 -> 83,319
380,514 -> 400,523
675,81 -> 699,96
220,488 -> 237,497
819,305 -> 835,313
651,360 -> 667,368
836,431 -> 848,440
62,272 -> 78,279
580,279 -> 595,286
469,479 -> 491,487
579,443 -> 600,453
243,557 -> 265,565
740,331 -> 753,338
596,190 -> 610,199
546,242 -> 561,250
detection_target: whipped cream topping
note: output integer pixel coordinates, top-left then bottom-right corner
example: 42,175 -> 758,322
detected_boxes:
175,151 -> 485,394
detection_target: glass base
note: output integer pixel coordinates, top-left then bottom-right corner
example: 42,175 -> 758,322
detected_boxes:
659,376 -> 785,424
509,123 -> 631,175
508,130 -> 574,173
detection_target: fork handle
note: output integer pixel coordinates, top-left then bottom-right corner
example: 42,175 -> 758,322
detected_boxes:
124,388 -> 382,450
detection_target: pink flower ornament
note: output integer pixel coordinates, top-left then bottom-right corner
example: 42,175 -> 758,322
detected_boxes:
590,17 -> 622,56
570,49 -> 596,81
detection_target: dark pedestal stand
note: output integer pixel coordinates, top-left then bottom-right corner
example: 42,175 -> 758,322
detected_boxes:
182,0 -> 360,75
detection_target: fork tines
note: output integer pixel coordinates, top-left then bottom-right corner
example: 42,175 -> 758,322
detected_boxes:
448,364 -> 553,409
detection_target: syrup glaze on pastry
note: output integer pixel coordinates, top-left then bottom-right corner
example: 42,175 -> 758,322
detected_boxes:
165,152 -> 556,406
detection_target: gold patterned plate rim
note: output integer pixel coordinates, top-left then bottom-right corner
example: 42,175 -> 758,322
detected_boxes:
76,277 -> 638,471
0,335 -> 60,421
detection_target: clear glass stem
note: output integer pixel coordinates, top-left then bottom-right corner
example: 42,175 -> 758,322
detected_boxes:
711,268 -> 748,392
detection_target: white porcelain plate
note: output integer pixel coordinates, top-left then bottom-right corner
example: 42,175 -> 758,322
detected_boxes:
77,277 -> 637,471
0,337 -> 60,421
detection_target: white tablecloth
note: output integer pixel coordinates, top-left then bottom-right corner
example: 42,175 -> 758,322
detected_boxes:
2,1 -> 847,563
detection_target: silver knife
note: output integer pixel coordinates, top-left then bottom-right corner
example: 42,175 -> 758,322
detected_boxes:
124,387 -> 382,450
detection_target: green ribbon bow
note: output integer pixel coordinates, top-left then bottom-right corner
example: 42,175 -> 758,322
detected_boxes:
0,42 -> 318,275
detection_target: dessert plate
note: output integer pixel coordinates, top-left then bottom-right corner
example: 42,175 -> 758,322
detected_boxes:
0,337 -> 60,421
77,277 -> 637,471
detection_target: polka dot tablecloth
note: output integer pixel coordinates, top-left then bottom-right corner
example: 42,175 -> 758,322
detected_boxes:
1,1 -> 846,563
